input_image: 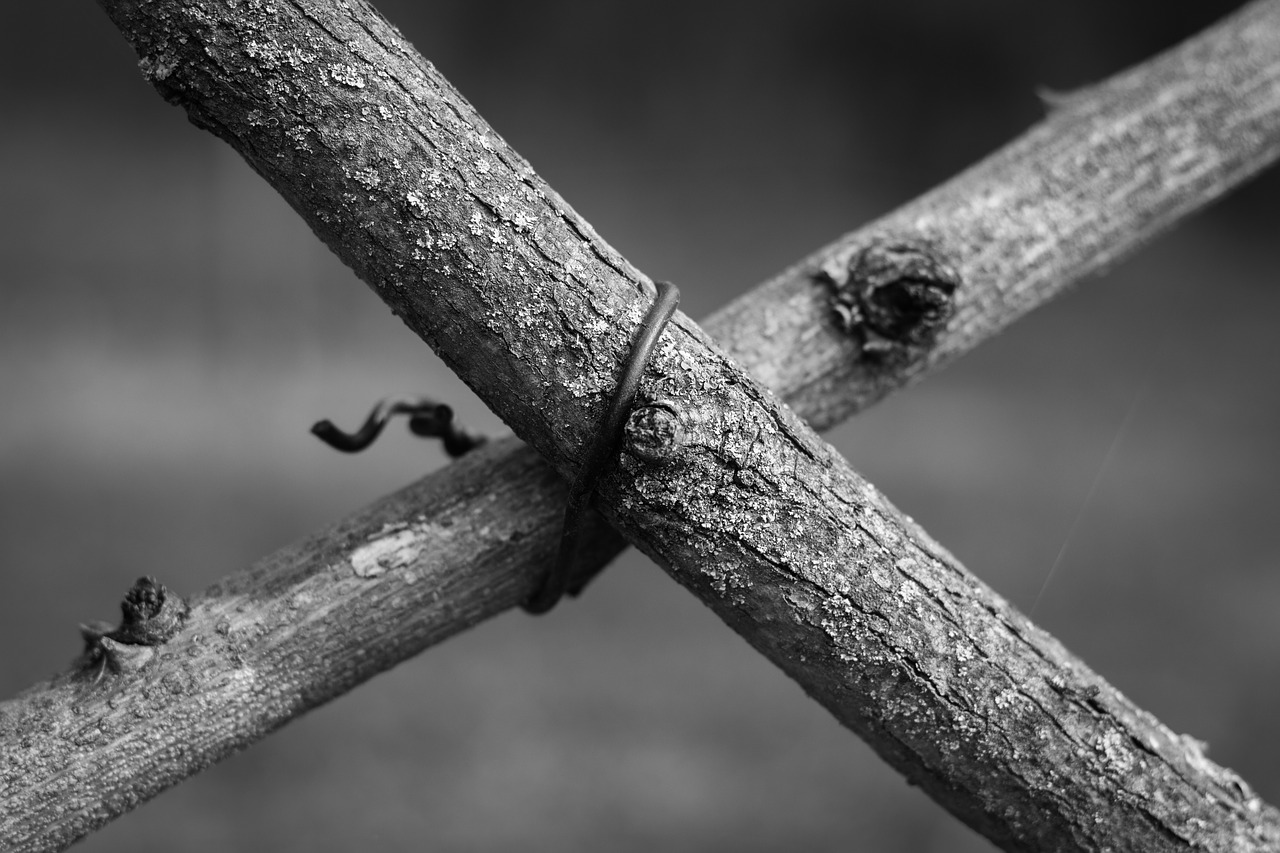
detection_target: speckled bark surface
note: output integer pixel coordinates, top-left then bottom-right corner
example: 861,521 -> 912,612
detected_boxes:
5,1 -> 1280,851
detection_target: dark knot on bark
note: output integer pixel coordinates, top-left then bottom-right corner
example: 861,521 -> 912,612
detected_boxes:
623,402 -> 687,463
827,238 -> 960,359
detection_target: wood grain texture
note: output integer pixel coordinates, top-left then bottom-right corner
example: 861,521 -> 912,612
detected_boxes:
4,1 -> 1280,851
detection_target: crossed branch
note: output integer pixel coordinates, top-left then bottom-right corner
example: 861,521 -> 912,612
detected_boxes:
4,2 -> 1280,851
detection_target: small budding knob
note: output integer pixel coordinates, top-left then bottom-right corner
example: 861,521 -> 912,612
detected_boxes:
114,576 -> 189,646
76,576 -> 189,680
624,402 -> 686,462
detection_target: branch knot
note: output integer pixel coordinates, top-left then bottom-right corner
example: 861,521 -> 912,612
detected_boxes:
824,238 -> 960,360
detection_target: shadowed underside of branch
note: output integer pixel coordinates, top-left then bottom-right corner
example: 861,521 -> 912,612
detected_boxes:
4,1 -> 1280,851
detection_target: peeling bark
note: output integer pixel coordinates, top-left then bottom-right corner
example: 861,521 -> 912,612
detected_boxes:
4,1 -> 1280,851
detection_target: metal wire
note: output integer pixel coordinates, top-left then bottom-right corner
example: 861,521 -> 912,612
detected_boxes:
523,280 -> 680,614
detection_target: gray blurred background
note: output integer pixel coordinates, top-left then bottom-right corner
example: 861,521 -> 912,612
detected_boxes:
3,2 -> 1279,850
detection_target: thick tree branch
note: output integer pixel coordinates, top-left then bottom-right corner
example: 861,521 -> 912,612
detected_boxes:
4,1 -> 1280,851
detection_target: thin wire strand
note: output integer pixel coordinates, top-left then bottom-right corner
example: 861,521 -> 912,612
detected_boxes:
1030,386 -> 1145,617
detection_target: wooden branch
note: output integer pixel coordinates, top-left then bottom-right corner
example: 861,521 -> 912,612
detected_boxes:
0,438 -> 567,853
4,1 -> 1279,851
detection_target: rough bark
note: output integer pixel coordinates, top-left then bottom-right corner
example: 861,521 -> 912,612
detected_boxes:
4,1 -> 1280,851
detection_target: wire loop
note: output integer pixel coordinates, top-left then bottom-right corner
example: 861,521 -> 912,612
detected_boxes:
309,281 -> 680,615
523,280 -> 680,614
